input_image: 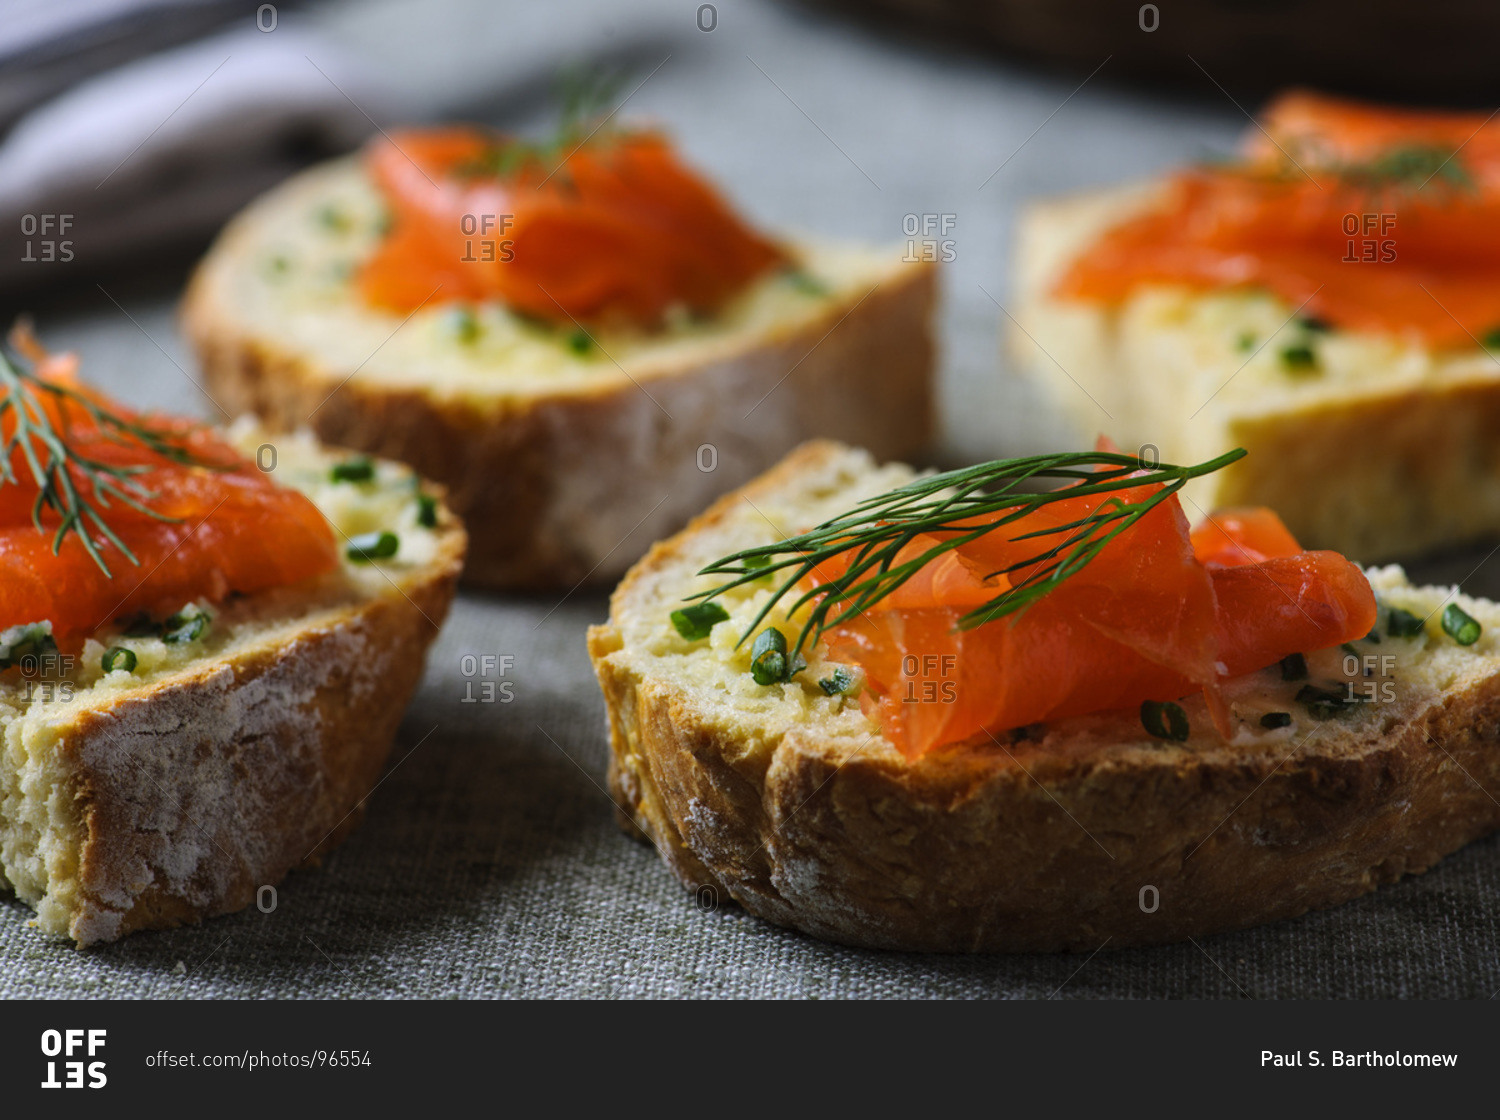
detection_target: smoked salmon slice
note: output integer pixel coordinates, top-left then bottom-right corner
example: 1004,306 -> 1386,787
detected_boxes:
1058,91 -> 1500,348
813,480 -> 1374,757
359,127 -> 785,327
0,332 -> 338,642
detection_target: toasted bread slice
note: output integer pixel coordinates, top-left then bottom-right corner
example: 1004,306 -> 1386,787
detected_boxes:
588,441 -> 1500,952
182,157 -> 937,590
0,423 -> 465,945
1010,183 -> 1500,562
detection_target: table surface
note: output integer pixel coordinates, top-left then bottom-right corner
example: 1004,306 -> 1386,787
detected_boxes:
6,0 -> 1500,1000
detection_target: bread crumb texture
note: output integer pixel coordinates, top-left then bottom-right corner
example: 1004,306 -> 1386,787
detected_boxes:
0,424 -> 462,944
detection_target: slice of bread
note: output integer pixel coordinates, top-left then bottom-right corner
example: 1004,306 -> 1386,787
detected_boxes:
182,156 -> 937,591
588,440 -> 1500,952
0,422 -> 465,945
1010,183 -> 1500,562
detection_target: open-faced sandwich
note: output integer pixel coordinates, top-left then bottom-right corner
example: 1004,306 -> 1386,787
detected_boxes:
184,91 -> 936,590
589,439 -> 1500,952
1013,91 -> 1500,562
0,327 -> 464,945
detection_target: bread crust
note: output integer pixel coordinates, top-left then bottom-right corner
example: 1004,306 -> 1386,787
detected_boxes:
46,510 -> 465,946
589,442 -> 1500,952
181,167 -> 938,591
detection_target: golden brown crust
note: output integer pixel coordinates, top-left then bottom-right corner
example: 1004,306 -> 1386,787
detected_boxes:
54,511 -> 465,946
588,442 -> 1500,952
182,216 -> 938,591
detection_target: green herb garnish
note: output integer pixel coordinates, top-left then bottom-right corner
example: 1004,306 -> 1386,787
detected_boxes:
1482,326 -> 1500,351
346,531 -> 399,562
689,447 -> 1246,667
316,204 -> 351,233
1387,607 -> 1425,638
1236,332 -> 1257,352
162,604 -> 210,645
670,602 -> 729,641
1279,652 -> 1308,681
786,270 -> 830,297
0,336 -> 227,577
453,66 -> 631,182
1442,603 -> 1482,646
1280,344 -> 1318,373
1140,699 -> 1190,742
0,622 -> 57,669
819,667 -> 854,696
566,329 -> 593,355
446,307 -> 481,344
1299,316 -> 1332,333
1259,711 -> 1292,729
416,493 -> 438,529
1297,683 -> 1354,720
330,457 -> 375,483
102,646 -> 137,674
750,627 -> 789,685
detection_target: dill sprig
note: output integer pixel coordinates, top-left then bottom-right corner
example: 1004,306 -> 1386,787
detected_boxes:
690,448 -> 1247,664
454,66 -> 632,181
0,340 -> 223,578
1264,139 -> 1474,198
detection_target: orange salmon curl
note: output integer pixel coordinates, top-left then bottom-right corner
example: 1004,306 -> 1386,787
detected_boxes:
1058,91 -> 1500,348
358,126 -> 785,328
0,326 -> 338,643
806,450 -> 1374,757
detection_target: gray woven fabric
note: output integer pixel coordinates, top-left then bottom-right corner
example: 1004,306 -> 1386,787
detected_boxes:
5,0 -> 1500,998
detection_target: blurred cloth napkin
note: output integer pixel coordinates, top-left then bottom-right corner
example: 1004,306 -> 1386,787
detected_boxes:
0,3 -> 376,285
0,0 -> 686,288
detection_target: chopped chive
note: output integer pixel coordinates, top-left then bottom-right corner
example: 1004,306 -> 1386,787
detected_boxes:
1387,607 -> 1425,638
670,602 -> 729,641
1140,699 -> 1190,742
0,623 -> 58,669
416,492 -> 438,529
102,647 -> 137,674
1279,652 -> 1308,681
566,329 -> 593,355
1341,642 -> 1362,658
1259,711 -> 1293,729
316,203 -> 351,232
162,605 -> 210,645
786,269 -> 830,297
446,307 -> 481,344
1235,332 -> 1257,352
1279,344 -> 1319,373
1442,603 -> 1482,646
330,457 -> 375,483
819,667 -> 854,696
750,627 -> 790,686
1363,626 -> 1381,643
267,255 -> 290,276
1483,326 -> 1500,350
1299,316 -> 1332,332
1297,683 -> 1353,720
346,531 -> 399,562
